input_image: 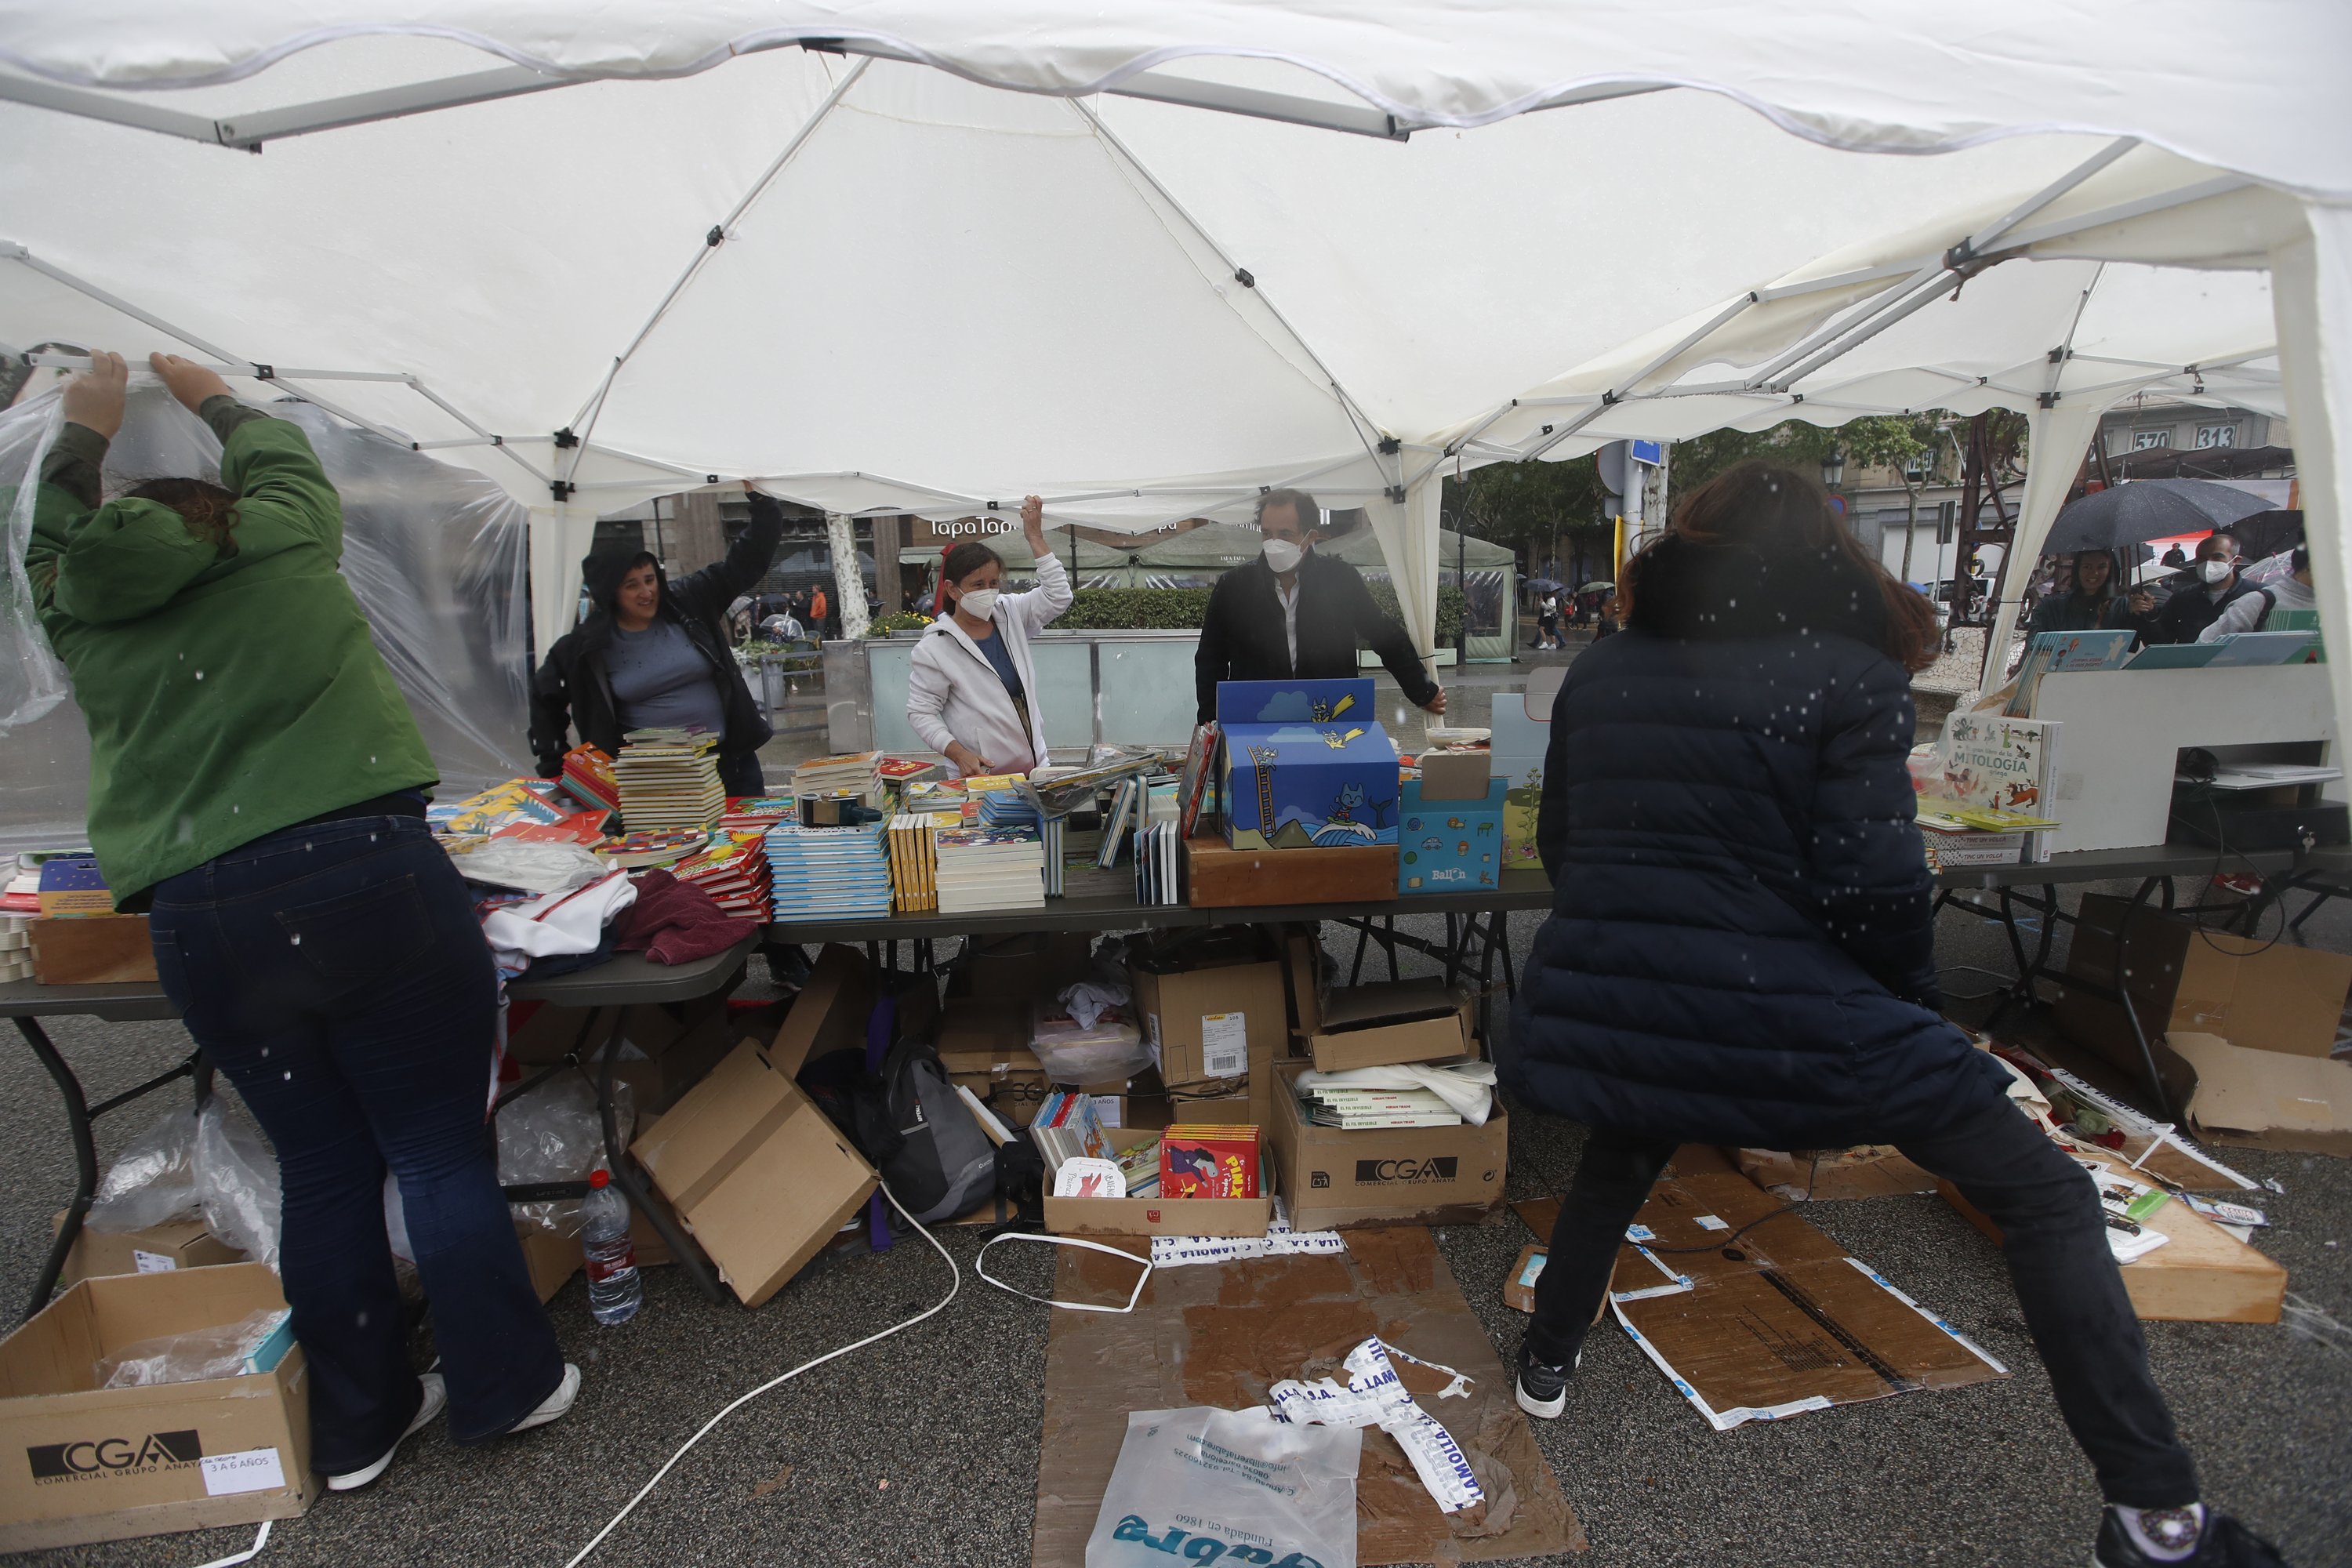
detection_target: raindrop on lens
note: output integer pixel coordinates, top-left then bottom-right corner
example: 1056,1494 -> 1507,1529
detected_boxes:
290,934 -> 301,946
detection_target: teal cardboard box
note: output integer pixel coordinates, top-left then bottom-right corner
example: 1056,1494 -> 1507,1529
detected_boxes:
1216,679 -> 1399,850
1398,778 -> 1508,891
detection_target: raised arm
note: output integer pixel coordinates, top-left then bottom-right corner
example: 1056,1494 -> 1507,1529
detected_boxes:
151,354 -> 343,554
1007,495 -> 1075,633
1807,657 -> 1939,1009
669,484 -> 787,619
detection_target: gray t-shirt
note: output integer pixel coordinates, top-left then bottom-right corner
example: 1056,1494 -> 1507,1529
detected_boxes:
607,619 -> 728,736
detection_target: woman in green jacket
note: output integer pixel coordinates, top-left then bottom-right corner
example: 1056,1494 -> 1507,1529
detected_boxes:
30,352 -> 575,1493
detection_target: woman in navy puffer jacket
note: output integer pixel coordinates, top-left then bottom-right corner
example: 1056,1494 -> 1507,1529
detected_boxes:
1504,463 -> 2271,1568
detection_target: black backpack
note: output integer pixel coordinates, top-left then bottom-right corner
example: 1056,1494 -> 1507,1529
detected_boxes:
805,993 -> 995,1227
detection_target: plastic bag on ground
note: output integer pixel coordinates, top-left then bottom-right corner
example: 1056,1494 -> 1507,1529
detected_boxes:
1086,1406 -> 1360,1568
99,1308 -> 290,1389
86,1106 -> 203,1232
195,1098 -> 282,1270
498,1072 -> 634,1236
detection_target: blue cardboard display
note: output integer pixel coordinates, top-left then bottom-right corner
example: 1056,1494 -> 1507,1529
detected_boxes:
1214,679 -> 1400,851
1397,778 -> 1508,891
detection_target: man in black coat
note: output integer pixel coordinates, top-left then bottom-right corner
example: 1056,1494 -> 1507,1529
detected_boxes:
1192,489 -> 1446,722
2125,532 -> 2268,645
530,485 -> 784,797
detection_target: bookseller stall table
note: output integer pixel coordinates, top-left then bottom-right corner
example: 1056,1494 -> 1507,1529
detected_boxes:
3,941 -> 754,1320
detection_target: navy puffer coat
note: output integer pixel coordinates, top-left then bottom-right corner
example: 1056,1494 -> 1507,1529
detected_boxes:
1503,533 -> 2005,1150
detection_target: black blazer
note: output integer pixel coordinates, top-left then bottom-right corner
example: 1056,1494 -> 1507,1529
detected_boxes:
1192,551 -> 1438,722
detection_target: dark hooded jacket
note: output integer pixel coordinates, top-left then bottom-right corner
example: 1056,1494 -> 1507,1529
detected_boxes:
1503,532 -> 2004,1149
528,496 -> 785,775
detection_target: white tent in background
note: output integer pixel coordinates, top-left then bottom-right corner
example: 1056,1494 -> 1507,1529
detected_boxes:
0,3 -> 2343,731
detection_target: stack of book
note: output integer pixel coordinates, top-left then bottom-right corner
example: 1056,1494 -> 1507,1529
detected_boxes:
670,830 -> 774,920
1297,1083 -> 1462,1128
557,744 -> 621,818
887,811 -> 958,912
0,913 -> 30,984
935,826 -> 1046,914
614,729 -> 725,830
762,823 -> 892,920
967,779 -> 1074,896
718,795 -> 796,833
1029,1091 -> 1112,1182
593,828 -> 710,869
793,750 -> 882,802
1133,777 -> 1182,905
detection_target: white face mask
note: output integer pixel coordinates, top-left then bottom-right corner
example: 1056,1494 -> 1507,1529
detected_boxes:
2199,557 -> 2234,585
1261,537 -> 1305,574
956,587 -> 1000,618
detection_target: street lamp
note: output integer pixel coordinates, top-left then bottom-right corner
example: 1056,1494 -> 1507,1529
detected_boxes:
1819,447 -> 1846,492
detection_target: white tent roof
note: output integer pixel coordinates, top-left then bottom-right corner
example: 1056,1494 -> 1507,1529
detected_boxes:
0,3 -> 2345,715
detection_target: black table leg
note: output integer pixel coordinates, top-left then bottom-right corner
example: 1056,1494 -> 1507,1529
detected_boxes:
17,1017 -> 97,1323
2112,877 -> 2178,1123
596,1007 -> 726,1305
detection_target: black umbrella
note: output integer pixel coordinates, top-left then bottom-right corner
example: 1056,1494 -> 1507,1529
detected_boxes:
2042,478 -> 2277,554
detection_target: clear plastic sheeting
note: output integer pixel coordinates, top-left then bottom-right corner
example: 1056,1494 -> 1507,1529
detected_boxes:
195,1096 -> 283,1271
0,383 -> 534,857
85,1105 -> 203,1233
499,1072 -> 636,1236
98,1308 -> 289,1390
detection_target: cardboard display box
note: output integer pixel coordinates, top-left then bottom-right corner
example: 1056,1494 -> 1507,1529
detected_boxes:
0,1264 -> 312,1551
629,1040 -> 877,1308
1183,836 -> 1398,907
52,1217 -> 243,1288
2056,893 -> 2352,1064
1939,1145 -> 2287,1323
28,916 -> 157,985
1733,1146 -> 1940,1201
1042,1128 -> 1273,1238
1305,978 -> 1475,1073
1215,677 -> 1400,851
1396,774 -> 1508,893
1268,1062 -> 1507,1229
1126,938 -> 1289,1127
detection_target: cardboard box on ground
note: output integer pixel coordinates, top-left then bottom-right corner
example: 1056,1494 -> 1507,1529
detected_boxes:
1269,1062 -> 1507,1230
2055,892 -> 2352,1154
0,1264 -> 311,1551
1125,930 -> 1290,1128
51,1215 -> 243,1288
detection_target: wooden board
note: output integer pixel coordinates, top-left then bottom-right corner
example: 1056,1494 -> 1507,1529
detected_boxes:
28,916 -> 157,985
1032,1228 -> 1584,1566
1185,836 -> 1398,907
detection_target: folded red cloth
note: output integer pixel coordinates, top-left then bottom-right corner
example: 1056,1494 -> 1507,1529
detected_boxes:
612,868 -> 757,964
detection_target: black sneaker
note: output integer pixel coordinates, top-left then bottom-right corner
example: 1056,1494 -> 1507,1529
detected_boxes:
2095,1509 -> 2290,1567
1514,1343 -> 1579,1420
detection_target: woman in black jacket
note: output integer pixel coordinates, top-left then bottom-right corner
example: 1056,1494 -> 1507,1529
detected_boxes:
2028,549 -> 2132,637
530,485 -> 785,797
1505,463 -> 2277,1568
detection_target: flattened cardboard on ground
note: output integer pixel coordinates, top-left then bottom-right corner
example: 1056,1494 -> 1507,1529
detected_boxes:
52,1215 -> 242,1287
1516,1163 -> 2005,1430
28,915 -> 158,985
1503,1244 -> 1546,1313
2164,1029 -> 2352,1157
0,1264 -> 312,1551
1305,978 -> 1475,1073
629,1040 -> 877,1307
1032,1227 -> 1582,1567
1733,1145 -> 1940,1200
1043,1129 -> 1273,1238
1268,1062 -> 1507,1229
1939,1145 -> 2287,1323
2056,893 -> 2352,1062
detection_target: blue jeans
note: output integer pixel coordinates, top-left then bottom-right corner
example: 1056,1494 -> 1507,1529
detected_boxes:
150,815 -> 564,1473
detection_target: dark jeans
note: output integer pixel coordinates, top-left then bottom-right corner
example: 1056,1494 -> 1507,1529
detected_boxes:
150,816 -> 564,1473
1526,1087 -> 2199,1509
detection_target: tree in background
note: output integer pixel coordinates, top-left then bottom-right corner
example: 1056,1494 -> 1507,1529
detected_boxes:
1441,452 -> 1613,586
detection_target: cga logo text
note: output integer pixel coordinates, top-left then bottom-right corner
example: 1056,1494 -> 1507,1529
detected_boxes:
1353,1156 -> 1457,1185
27,1428 -> 202,1483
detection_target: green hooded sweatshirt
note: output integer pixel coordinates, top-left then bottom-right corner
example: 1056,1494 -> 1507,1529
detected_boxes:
26,397 -> 437,908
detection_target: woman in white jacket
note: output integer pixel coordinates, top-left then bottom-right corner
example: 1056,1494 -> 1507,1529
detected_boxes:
907,495 -> 1073,776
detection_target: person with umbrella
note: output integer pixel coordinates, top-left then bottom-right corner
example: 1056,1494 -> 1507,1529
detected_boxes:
2132,532 -> 2267,645
2029,550 -> 2133,636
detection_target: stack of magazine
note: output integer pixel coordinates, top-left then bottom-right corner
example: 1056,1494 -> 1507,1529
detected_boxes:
887,811 -> 956,912
1132,776 -> 1182,905
936,826 -> 1045,913
1298,1082 -> 1462,1129
670,830 -> 774,920
614,728 -> 725,830
763,822 -> 892,919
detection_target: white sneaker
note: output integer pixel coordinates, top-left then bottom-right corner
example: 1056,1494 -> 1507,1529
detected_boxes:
327,1373 -> 445,1493
506,1363 -> 582,1435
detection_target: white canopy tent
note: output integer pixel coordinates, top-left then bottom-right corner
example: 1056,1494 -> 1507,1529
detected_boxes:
0,3 -> 2343,735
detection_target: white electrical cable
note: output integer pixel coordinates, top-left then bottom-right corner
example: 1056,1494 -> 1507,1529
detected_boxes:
975,1232 -> 1152,1312
559,1181 -> 960,1568
191,1520 -> 270,1568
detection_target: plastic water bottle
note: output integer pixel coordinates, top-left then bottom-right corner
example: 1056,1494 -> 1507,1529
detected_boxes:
580,1170 -> 641,1326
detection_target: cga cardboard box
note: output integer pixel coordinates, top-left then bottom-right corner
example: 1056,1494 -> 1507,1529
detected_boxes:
1305,978 -> 1475,1072
0,1264 -> 311,1551
1043,1128 -> 1273,1238
53,1216 -> 243,1288
2056,893 -> 2352,1064
1216,678 -> 1399,850
628,1040 -> 877,1308
1268,1062 -> 1506,1229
